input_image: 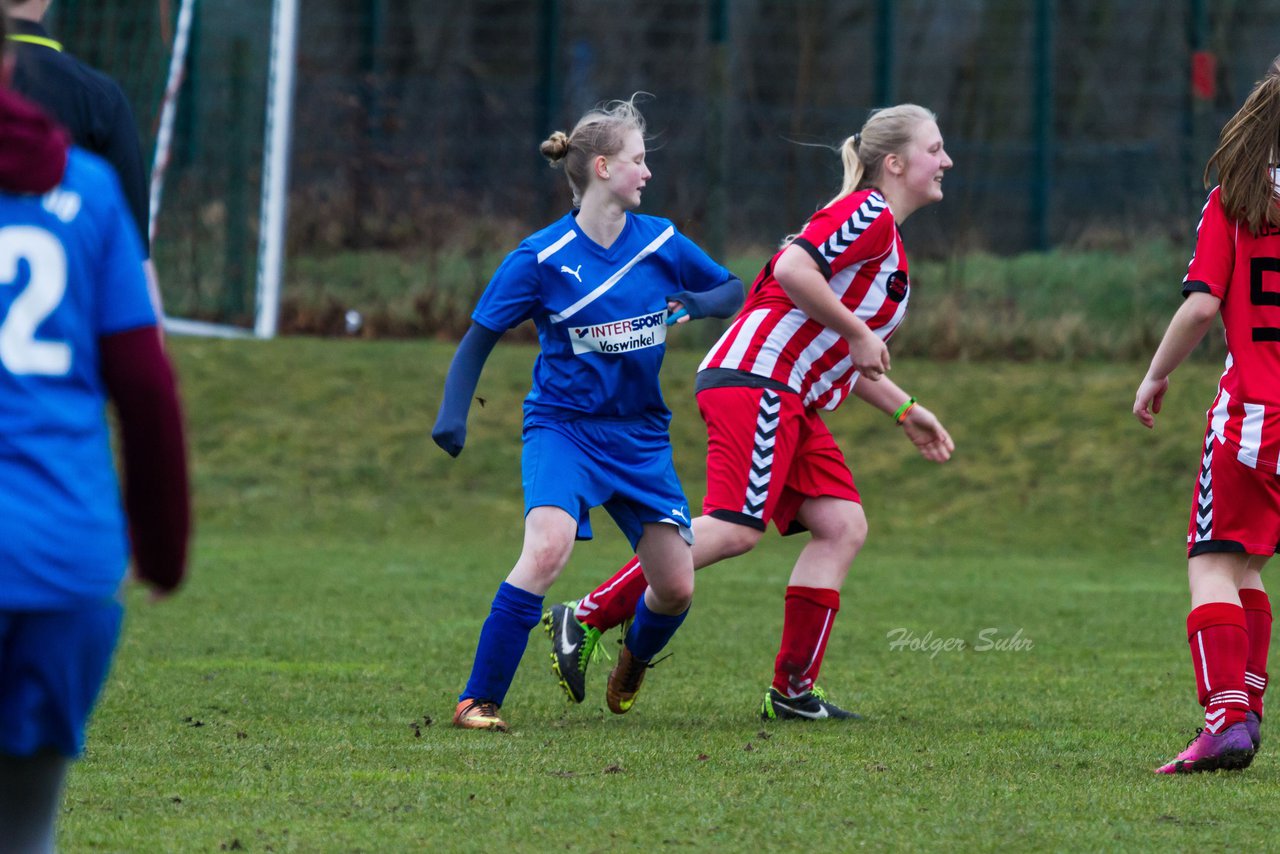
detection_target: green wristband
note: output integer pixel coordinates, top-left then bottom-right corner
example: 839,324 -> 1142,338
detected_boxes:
892,396 -> 917,424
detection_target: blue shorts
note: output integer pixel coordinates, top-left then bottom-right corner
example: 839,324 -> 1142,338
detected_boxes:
523,417 -> 693,550
0,600 -> 123,757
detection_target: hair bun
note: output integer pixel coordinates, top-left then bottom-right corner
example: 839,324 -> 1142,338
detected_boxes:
540,130 -> 571,162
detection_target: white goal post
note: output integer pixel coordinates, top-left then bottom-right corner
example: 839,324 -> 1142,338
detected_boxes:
153,0 -> 298,340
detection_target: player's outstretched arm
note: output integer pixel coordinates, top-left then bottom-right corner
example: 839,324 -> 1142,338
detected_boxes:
100,326 -> 191,596
1133,292 -> 1221,428
432,322 -> 502,457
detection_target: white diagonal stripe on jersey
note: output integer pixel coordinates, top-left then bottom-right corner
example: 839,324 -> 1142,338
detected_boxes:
549,225 -> 675,322
800,352 -> 853,409
536,229 -> 576,263
1238,402 -> 1265,469
854,244 -> 902,313
746,309 -> 807,379
787,328 -> 844,393
700,308 -> 770,372
829,258 -> 870,299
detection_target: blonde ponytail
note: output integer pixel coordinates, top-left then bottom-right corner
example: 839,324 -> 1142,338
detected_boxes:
825,103 -> 935,207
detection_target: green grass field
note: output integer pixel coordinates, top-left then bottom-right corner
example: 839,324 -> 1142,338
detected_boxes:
60,338 -> 1280,851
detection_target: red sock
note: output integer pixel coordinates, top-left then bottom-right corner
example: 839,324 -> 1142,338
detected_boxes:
574,556 -> 647,631
772,586 -> 840,697
1240,589 -> 1272,719
1187,602 -> 1249,732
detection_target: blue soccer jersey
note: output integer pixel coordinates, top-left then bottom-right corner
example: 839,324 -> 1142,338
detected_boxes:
472,211 -> 732,425
0,148 -> 154,609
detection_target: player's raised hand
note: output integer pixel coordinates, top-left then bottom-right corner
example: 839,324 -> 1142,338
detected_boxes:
901,404 -> 954,462
1133,376 -> 1169,429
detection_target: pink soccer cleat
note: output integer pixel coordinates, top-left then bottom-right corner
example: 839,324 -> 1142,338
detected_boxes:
1246,710 -> 1262,751
1155,722 -> 1255,774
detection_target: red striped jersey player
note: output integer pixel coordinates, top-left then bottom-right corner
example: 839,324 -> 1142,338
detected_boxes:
1136,53 -> 1280,774
1141,51 -> 1280,773
545,104 -> 956,721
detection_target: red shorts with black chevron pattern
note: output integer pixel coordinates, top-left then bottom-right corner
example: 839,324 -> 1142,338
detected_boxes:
696,385 -> 859,536
1188,426 -> 1280,557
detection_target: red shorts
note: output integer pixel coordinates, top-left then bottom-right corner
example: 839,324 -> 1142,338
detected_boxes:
1188,427 -> 1280,557
697,385 -> 859,535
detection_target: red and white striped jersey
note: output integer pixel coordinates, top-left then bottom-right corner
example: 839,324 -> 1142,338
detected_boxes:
1185,186 -> 1280,472
698,188 -> 907,411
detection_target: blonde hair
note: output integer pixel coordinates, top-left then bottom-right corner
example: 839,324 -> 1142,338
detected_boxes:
1204,55 -> 1280,235
540,95 -> 648,207
825,103 -> 937,208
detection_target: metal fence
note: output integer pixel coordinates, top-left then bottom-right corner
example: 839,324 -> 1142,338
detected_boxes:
41,0 -> 1280,325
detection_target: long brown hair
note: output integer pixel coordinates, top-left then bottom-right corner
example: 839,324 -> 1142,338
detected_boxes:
1204,54 -> 1280,235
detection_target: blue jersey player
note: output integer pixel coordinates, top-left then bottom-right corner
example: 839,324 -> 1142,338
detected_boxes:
0,25 -> 190,851
433,97 -> 743,730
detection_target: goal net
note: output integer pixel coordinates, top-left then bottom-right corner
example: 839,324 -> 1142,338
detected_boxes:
48,0 -> 296,338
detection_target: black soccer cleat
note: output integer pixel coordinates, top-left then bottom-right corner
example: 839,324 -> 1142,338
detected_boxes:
760,685 -> 863,721
542,602 -> 603,704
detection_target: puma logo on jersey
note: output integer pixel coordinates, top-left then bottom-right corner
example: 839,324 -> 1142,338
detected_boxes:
560,264 -> 583,282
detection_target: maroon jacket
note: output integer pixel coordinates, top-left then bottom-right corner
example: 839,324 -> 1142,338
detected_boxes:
0,87 -> 191,592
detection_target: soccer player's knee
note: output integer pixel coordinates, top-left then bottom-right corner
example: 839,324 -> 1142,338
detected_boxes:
522,540 -> 573,583
845,516 -> 868,554
816,512 -> 867,559
645,568 -> 696,614
652,575 -> 694,612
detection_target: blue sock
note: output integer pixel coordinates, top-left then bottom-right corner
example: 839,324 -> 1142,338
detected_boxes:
461,582 -> 544,706
624,595 -> 689,662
